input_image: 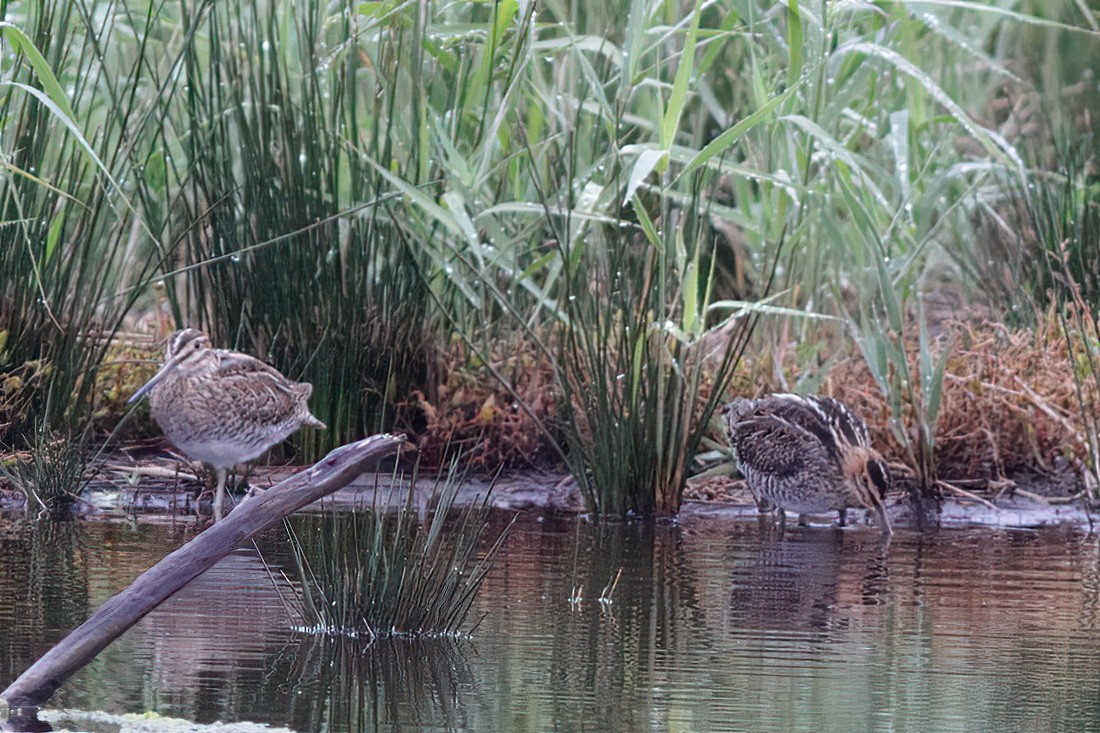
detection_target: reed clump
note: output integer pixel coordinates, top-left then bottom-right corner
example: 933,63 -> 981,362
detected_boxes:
0,1 -> 160,452
546,208 -> 758,517
287,463 -> 511,639
168,0 -> 443,461
0,425 -> 88,512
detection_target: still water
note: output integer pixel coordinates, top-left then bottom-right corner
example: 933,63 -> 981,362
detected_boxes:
2,508 -> 1100,731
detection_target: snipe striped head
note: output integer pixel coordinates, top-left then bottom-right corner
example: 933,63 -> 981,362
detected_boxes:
128,329 -> 218,404
837,442 -> 892,526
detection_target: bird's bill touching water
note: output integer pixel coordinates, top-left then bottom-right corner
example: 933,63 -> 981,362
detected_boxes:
128,354 -> 183,404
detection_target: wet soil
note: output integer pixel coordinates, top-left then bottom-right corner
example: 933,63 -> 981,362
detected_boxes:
1,453 -> 1092,531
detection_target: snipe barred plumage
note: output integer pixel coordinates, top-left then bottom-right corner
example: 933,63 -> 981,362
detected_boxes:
129,328 -> 325,520
722,393 -> 893,536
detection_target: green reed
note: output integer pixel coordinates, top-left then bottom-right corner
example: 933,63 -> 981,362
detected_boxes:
0,1 -> 164,451
1,0 -> 1094,517
538,157 -> 762,516
979,148 -> 1100,496
189,0 -> 1089,513
662,0 -> 1083,511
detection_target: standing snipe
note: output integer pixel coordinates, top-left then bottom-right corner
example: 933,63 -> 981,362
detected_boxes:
129,328 -> 325,520
722,393 -> 893,536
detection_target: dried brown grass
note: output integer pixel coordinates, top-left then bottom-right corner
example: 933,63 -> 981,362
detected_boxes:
822,318 -> 1088,483
405,338 -> 558,470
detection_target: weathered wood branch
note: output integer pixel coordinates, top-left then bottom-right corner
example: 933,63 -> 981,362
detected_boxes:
1,433 -> 407,708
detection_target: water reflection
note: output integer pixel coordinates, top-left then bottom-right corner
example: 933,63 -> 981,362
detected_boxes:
285,637 -> 474,731
2,512 -> 1100,731
137,548 -> 298,724
0,518 -> 90,688
724,524 -> 890,632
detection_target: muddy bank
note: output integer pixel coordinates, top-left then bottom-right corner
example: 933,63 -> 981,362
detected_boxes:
680,486 -> 1093,530
84,468 -> 587,516
2,460 -> 1093,532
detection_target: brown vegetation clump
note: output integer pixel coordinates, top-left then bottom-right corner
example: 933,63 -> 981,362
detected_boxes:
823,319 -> 1090,484
91,333 -> 164,436
404,338 -> 559,470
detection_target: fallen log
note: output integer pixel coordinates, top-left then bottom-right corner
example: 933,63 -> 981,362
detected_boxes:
1,433 -> 407,709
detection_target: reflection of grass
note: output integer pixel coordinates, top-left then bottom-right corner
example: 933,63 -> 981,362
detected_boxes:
288,461 -> 511,639
0,518 -> 90,678
288,636 -> 473,731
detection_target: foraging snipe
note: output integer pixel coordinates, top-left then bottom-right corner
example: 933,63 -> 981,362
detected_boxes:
722,393 -> 892,536
129,328 -> 325,520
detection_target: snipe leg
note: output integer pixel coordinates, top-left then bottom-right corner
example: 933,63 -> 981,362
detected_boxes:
213,468 -> 228,521
875,503 -> 894,538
